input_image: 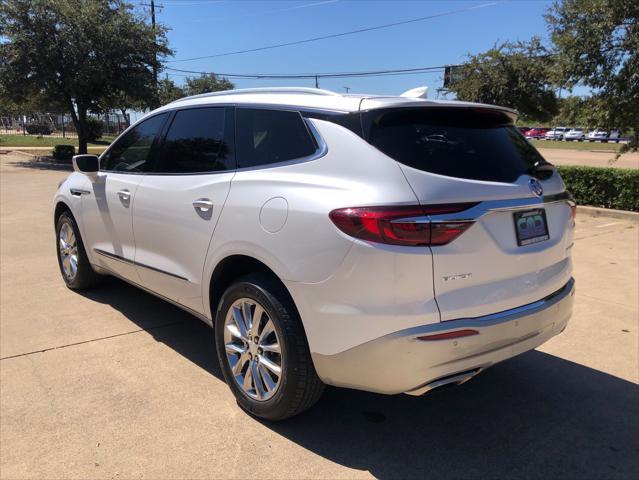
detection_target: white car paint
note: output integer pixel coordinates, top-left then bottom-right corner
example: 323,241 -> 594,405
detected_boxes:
587,129 -> 609,141
54,87 -> 575,395
545,127 -> 569,140
564,128 -> 585,141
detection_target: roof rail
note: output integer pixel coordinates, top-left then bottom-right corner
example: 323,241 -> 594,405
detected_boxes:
171,87 -> 340,104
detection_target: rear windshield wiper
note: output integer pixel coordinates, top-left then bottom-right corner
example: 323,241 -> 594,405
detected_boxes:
528,161 -> 555,178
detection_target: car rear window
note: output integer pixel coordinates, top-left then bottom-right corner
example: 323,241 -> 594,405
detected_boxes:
363,108 -> 548,183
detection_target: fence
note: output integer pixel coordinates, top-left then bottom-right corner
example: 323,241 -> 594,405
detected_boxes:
0,111 -> 130,139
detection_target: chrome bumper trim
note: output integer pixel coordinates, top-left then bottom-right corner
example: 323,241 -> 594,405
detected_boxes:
392,278 -> 575,339
311,278 -> 575,394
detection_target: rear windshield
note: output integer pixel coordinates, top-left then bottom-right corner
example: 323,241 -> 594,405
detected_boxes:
363,108 -> 548,183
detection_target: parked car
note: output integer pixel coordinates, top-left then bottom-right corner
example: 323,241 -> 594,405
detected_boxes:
524,127 -> 550,139
564,128 -> 586,141
545,127 -> 569,140
54,88 -> 575,420
608,129 -> 622,143
587,129 -> 609,142
518,126 -> 532,135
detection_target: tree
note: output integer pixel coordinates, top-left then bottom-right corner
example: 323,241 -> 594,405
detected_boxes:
0,0 -> 172,153
157,78 -> 185,105
546,0 -> 638,152
184,73 -> 234,96
448,38 -> 559,122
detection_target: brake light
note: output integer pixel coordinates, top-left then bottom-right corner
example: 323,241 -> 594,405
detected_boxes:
329,203 -> 477,247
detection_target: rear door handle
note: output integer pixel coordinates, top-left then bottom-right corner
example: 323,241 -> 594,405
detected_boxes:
117,189 -> 131,201
192,199 -> 214,212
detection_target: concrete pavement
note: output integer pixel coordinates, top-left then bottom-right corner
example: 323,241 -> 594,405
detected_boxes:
1,152 -> 637,479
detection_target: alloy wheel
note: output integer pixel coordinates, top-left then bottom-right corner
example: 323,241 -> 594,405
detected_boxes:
58,222 -> 78,280
223,298 -> 283,401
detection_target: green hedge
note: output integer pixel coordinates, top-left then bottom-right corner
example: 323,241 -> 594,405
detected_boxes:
556,166 -> 639,212
52,144 -> 75,162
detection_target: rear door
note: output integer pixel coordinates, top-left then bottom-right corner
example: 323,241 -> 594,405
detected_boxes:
131,107 -> 235,314
362,105 -> 575,320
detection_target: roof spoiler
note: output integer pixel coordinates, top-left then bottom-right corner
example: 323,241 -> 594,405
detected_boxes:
400,86 -> 429,99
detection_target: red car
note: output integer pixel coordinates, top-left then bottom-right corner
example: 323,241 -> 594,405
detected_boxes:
525,127 -> 549,139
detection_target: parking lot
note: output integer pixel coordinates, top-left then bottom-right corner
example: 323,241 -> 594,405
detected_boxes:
1,152 -> 637,479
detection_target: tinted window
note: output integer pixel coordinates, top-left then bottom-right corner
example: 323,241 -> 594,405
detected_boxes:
236,108 -> 317,168
364,108 -> 549,183
301,110 -> 363,137
158,107 -> 232,173
102,113 -> 168,172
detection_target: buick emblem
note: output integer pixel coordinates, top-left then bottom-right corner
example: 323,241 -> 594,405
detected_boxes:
529,178 -> 543,197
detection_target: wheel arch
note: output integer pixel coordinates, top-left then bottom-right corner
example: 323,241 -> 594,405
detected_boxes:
54,200 -> 72,227
207,254 -> 301,328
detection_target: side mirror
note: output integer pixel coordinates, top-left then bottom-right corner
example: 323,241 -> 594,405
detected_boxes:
72,155 -> 99,179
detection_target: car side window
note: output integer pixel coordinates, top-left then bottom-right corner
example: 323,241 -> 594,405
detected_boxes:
157,107 -> 232,173
236,108 -> 317,168
101,113 -> 168,173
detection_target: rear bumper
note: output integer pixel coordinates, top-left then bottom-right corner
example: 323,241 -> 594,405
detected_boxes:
312,278 -> 575,394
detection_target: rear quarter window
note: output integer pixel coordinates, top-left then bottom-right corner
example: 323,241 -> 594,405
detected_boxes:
363,108 -> 548,183
235,108 -> 317,169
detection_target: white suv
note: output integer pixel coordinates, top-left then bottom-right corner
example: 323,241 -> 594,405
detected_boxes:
54,88 -> 575,420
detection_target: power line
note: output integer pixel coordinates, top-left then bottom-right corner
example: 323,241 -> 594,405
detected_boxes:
168,1 -> 504,62
165,65 -> 449,80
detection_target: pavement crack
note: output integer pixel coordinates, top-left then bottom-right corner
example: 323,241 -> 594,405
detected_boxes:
577,292 -> 638,311
0,320 -> 185,360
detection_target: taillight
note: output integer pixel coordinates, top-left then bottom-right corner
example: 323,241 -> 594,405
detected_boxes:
329,206 -> 429,246
430,222 -> 474,245
570,204 -> 577,219
329,203 -> 477,247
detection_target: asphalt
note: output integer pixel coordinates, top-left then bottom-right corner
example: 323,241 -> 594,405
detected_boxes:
1,152 -> 638,479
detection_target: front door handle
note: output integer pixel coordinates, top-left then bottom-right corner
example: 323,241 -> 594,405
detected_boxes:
192,199 -> 214,212
117,189 -> 131,201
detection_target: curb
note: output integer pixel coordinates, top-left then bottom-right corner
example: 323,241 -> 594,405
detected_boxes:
577,205 -> 638,221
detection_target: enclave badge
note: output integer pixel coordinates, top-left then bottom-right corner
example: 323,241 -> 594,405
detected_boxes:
529,178 -> 544,197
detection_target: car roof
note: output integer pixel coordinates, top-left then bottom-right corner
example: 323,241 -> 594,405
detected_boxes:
154,87 -> 518,118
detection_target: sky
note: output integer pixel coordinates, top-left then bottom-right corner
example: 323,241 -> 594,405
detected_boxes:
144,0 -> 556,97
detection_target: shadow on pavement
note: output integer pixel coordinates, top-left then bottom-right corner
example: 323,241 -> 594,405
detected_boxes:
81,276 -> 639,480
8,157 -> 73,171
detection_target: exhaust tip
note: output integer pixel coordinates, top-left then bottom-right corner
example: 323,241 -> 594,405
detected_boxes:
405,369 -> 481,396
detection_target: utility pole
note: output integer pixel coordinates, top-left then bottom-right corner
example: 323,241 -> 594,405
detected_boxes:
343,86 -> 350,93
315,75 -> 319,88
150,0 -> 158,107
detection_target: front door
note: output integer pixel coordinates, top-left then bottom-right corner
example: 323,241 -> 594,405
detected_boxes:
81,113 -> 169,281
131,107 -> 235,314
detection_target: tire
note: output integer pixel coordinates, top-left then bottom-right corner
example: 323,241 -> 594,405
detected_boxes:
215,273 -> 324,421
56,210 -> 102,290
